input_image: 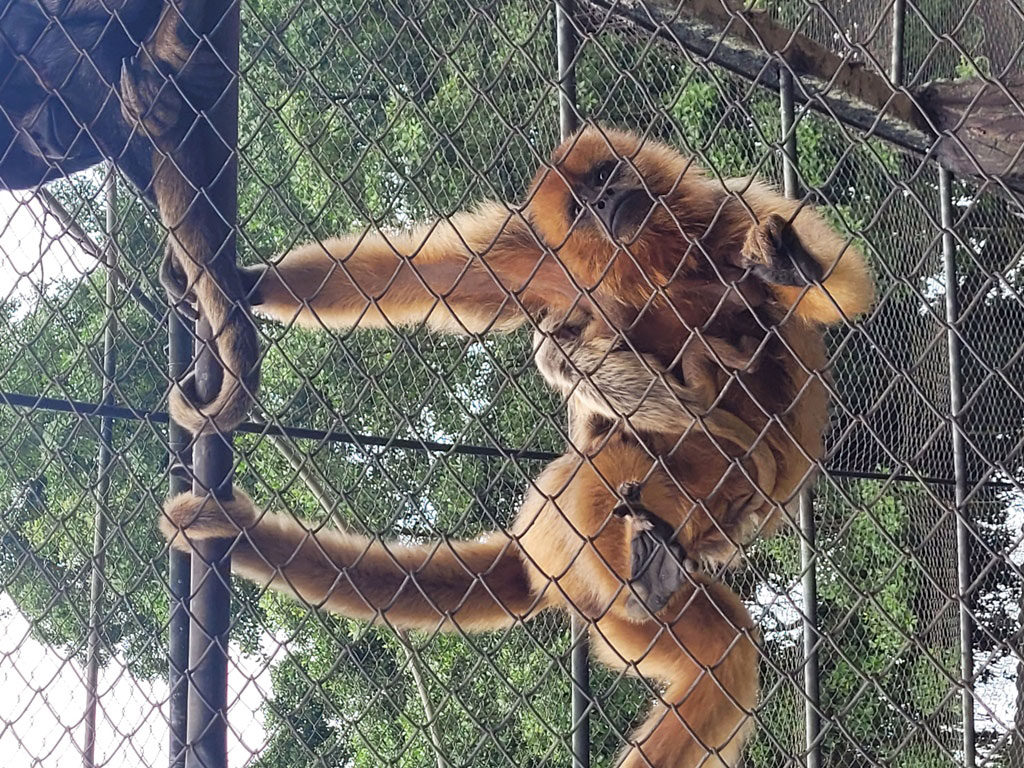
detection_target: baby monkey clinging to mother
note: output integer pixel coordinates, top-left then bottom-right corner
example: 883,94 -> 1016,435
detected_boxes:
163,125 -> 874,768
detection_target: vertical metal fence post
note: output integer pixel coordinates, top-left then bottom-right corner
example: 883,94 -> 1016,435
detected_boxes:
182,4 -> 240,768
169,283 -> 194,767
779,69 -> 799,201
168,317 -> 192,768
939,167 -> 977,768
556,0 -> 578,140
556,2 -> 589,767
780,65 -> 821,768
890,0 -> 906,88
83,167 -> 118,768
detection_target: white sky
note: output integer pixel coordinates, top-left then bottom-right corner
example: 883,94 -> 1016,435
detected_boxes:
0,190 -> 98,308
0,593 -> 271,768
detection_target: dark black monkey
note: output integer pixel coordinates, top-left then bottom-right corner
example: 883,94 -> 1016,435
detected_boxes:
0,0 -> 260,436
0,0 -> 159,190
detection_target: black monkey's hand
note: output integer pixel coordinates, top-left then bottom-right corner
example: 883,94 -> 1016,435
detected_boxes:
238,264 -> 266,306
740,213 -> 824,287
614,483 -> 697,620
160,252 -> 266,316
119,0 -> 228,141
159,249 -> 198,321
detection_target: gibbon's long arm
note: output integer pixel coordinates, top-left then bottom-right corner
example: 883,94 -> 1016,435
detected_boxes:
161,489 -> 541,632
246,203 -> 585,335
119,0 -> 261,437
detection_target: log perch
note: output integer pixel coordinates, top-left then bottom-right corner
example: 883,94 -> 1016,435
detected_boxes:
578,0 -> 1024,192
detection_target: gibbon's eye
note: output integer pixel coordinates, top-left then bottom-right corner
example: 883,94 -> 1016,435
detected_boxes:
593,161 -> 615,186
567,197 -> 580,221
553,322 -> 583,342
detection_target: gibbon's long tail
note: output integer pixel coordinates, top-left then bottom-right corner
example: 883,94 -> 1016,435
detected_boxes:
161,488 -> 538,632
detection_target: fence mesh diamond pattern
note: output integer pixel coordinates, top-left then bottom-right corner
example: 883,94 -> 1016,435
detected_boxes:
0,1 -> 1022,767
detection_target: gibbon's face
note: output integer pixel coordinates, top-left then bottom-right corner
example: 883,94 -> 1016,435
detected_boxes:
526,126 -> 693,269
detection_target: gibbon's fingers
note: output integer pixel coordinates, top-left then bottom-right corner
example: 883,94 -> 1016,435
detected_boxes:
158,247 -> 200,322
684,492 -> 776,569
161,488 -> 541,633
592,580 -> 758,768
118,0 -> 224,137
248,205 -> 586,334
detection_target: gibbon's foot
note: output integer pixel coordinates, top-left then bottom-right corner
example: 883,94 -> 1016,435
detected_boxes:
161,486 -> 259,545
613,482 -> 697,620
741,213 -> 825,287
119,1 -> 228,140
160,252 -> 261,435
167,351 -> 254,437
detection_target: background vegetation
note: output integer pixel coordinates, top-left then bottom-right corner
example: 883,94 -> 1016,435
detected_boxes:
1,0 -> 1022,766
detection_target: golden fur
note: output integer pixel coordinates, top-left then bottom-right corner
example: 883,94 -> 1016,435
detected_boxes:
163,126 -> 874,766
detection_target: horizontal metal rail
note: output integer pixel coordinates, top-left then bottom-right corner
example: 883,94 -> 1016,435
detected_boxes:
0,389 -> 1012,490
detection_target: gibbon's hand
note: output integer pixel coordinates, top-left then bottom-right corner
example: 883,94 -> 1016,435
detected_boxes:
613,482 -> 697,620
160,253 -> 267,319
158,249 -> 199,321
238,264 -> 267,306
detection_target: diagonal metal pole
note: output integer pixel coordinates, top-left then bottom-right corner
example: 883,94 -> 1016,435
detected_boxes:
83,166 -> 119,768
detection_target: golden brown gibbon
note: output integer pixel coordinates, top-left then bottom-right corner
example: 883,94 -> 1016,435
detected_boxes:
162,126 -> 874,767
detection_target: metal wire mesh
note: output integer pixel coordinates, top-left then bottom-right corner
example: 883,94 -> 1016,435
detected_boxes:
0,1 -> 1023,767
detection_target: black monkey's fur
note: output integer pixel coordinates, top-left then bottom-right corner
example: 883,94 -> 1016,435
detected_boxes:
0,0 -> 261,435
0,0 -> 159,191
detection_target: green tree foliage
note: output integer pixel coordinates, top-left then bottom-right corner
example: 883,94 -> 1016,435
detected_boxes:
1,0 -> 1022,766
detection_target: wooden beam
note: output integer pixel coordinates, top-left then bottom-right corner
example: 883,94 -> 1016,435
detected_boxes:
577,0 -> 1024,193
919,76 -> 1024,186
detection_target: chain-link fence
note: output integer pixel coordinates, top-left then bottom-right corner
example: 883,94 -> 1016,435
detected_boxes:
1,1 -> 1023,767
